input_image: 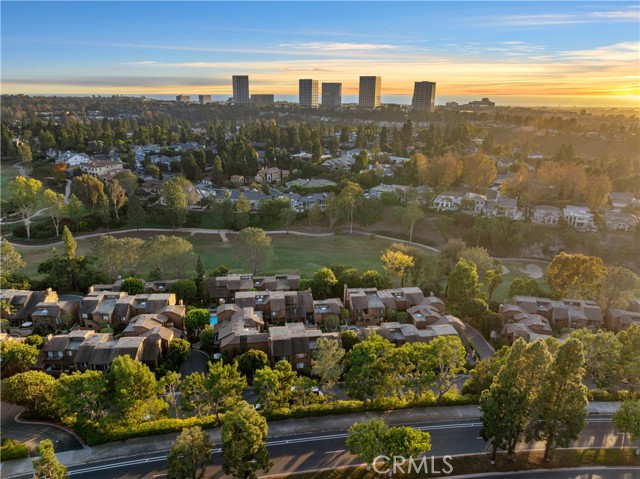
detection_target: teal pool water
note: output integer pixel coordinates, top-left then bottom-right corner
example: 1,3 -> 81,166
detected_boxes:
210,315 -> 218,326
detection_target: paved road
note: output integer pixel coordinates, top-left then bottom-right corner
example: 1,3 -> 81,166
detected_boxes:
0,402 -> 83,454
463,324 -> 496,359
2,417 -> 626,479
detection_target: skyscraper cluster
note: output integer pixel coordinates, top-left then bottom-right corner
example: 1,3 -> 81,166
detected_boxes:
227,75 -> 437,111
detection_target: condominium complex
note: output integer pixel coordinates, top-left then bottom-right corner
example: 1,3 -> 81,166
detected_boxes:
198,95 -> 212,104
358,76 -> 381,108
232,75 -> 250,104
411,81 -> 436,112
299,79 -> 319,107
321,82 -> 342,109
175,95 -> 191,103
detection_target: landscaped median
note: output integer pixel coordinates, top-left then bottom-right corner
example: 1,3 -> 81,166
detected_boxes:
267,449 -> 640,478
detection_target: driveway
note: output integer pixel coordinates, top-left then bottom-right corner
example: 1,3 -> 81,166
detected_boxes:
463,325 -> 495,359
0,402 -> 83,453
180,348 -> 210,377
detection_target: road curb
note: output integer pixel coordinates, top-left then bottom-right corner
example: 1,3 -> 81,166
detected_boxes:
14,412 -> 90,450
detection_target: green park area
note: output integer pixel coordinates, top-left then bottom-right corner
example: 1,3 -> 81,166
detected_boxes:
13,231 -> 550,304
0,164 -> 19,202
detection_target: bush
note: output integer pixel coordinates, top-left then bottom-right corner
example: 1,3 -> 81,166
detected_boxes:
12,221 -> 57,240
0,439 -> 29,461
77,415 -> 221,446
589,389 -> 615,401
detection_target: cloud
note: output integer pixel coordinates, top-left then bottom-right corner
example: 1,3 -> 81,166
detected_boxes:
278,42 -> 397,51
487,7 -> 640,26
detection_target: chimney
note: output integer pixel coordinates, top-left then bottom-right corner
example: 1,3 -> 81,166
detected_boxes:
179,299 -> 184,306
88,286 -> 94,293
46,287 -> 52,294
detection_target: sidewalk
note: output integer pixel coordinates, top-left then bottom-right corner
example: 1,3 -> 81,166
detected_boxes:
0,403 -> 619,478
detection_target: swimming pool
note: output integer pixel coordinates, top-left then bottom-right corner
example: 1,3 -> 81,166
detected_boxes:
210,314 -> 218,326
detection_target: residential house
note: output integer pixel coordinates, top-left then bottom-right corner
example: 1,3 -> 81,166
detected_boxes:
312,298 -> 344,325
39,329 -> 95,375
80,160 -> 125,179
377,287 -> 425,312
79,290 -> 128,329
234,290 -> 313,323
481,196 -> 522,219
530,205 -> 562,225
431,192 -> 464,211
604,210 -> 638,232
369,184 -> 410,202
207,273 -> 300,303
74,332 -> 113,371
268,323 -> 333,370
563,206 -> 595,230
285,178 -> 337,189
286,192 -> 328,212
57,151 -> 91,167
123,314 -> 180,369
363,321 -> 460,347
214,306 -> 269,360
0,288 -> 60,328
604,308 -> 640,333
30,300 -> 80,331
508,295 -> 603,331
343,288 -> 386,326
609,192 -> 637,210
255,167 -> 289,184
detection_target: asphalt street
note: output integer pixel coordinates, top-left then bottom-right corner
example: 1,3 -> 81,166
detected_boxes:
5,417 -> 630,479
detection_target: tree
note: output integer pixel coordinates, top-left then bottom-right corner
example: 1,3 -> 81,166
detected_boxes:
18,143 -> 33,171
185,308 -> 210,338
570,329 -> 622,389
114,171 -> 139,196
480,339 -> 551,462
180,372 -> 211,417
462,152 -> 497,191
312,337 -> 344,397
384,425 -> 432,468
42,189 -> 67,237
618,324 -> 640,389
401,201 -> 423,242
598,266 -> 640,310
235,227 -> 272,275
108,355 -> 163,422
1,370 -> 56,414
162,178 -> 188,229
67,194 -> 86,232
1,239 -> 26,277
145,163 -> 161,178
447,258 -> 480,307
236,349 -> 268,384
360,270 -> 388,289
508,277 -> 542,298
10,176 -> 42,239
120,277 -> 145,295
171,279 -> 198,305
344,331 -> 395,407
253,361 -> 295,412
341,330 -> 360,352
108,179 -> 127,221
279,207 -> 295,233
485,268 -> 503,301
160,371 -> 182,418
339,181 -> 363,234
0,341 -> 39,377
459,247 -> 499,283
52,370 -> 107,426
235,194 -> 252,230
380,249 -> 415,287
346,418 -> 388,470
127,195 -> 145,231
310,268 -> 338,299
425,152 -> 461,188
71,174 -> 104,211
583,173 -> 612,210
147,235 -> 194,279
546,253 -> 608,299
205,361 -> 247,420
32,439 -> 67,479
92,236 -> 144,282
167,426 -> 214,479
221,401 -> 272,479
325,193 -> 343,230
527,338 -> 588,461
430,336 -> 467,402
613,399 -> 640,455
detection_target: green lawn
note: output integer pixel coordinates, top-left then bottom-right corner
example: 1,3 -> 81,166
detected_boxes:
13,232 -> 549,305
189,233 -> 401,277
1,164 -> 19,202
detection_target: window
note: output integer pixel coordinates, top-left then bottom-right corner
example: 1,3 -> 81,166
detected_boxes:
66,350 -> 73,357
57,351 -> 63,358
82,314 -> 88,319
47,351 -> 54,358
296,363 -> 305,369
102,315 -> 109,322
295,353 -> 306,359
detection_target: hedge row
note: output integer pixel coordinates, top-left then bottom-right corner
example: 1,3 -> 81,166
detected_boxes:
77,415 -> 221,446
0,439 -> 29,461
588,389 -> 634,402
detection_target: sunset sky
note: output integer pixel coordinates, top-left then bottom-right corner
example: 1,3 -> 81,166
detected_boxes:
2,1 -> 639,107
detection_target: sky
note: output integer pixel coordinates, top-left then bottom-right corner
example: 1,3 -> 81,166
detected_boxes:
1,1 -> 639,107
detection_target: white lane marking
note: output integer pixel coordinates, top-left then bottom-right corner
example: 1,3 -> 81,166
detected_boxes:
325,450 -> 345,454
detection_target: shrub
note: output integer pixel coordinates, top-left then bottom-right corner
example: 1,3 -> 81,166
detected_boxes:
0,439 -> 29,461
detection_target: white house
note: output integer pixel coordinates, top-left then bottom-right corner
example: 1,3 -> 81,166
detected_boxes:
431,192 -> 463,211
604,210 -> 638,232
57,151 -> 91,167
80,160 -> 124,179
563,205 -> 595,230
530,205 -> 562,225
